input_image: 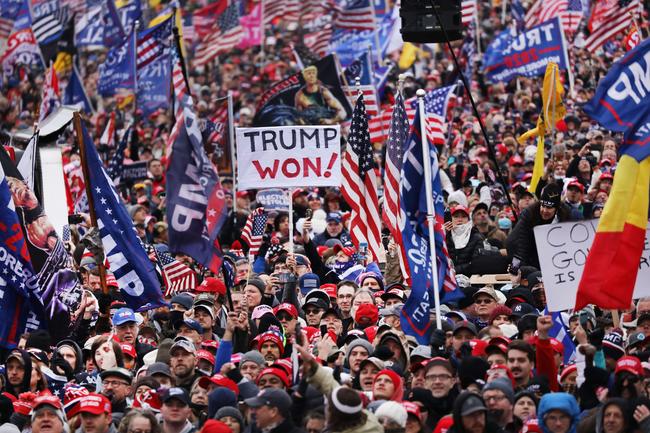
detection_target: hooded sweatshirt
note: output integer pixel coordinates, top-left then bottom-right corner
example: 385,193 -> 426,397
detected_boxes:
56,339 -> 84,374
537,393 -> 580,433
4,350 -> 33,397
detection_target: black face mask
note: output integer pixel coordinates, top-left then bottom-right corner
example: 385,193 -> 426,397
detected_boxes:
169,310 -> 184,326
489,409 -> 505,421
190,402 -> 207,414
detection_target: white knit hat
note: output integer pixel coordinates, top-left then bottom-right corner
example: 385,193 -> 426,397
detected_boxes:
375,401 -> 408,428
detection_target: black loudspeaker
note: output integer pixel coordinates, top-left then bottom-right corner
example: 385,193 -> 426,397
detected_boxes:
400,0 -> 463,43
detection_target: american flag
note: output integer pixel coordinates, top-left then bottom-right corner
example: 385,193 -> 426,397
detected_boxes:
511,0 -> 526,30
39,66 -> 60,122
263,0 -> 299,26
369,107 -> 392,143
0,17 -> 12,41
194,0 -> 243,67
382,93 -> 409,249
155,249 -> 197,296
241,208 -> 268,256
344,86 -> 378,116
335,0 -> 376,31
526,0 -> 583,33
340,94 -> 382,261
304,26 -> 333,56
405,89 -> 452,146
167,47 -> 191,158
136,15 -> 171,70
584,0 -> 641,52
192,1 -> 227,39
200,97 -> 229,154
462,0 -> 477,26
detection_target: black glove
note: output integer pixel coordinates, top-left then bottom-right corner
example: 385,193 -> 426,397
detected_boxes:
226,367 -> 243,384
587,327 -> 605,350
430,329 -> 446,350
51,352 -> 74,381
459,341 -> 473,359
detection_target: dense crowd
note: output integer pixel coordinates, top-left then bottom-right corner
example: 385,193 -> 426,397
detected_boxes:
2,0 -> 650,433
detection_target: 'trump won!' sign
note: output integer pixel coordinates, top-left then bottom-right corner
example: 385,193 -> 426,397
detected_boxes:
236,126 -> 341,189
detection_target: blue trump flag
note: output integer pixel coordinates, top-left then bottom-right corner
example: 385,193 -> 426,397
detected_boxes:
75,6 -> 104,48
79,120 -> 165,311
166,105 -> 229,274
103,0 -> 125,47
64,65 -> 94,113
136,18 -> 171,117
98,29 -> 136,97
583,38 -> 650,161
0,163 -> 43,348
483,17 -> 569,83
399,87 -> 462,344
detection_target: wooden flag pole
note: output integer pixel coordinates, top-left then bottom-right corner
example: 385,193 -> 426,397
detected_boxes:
73,112 -> 109,295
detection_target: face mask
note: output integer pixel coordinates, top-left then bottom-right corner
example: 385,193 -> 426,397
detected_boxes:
332,259 -> 354,273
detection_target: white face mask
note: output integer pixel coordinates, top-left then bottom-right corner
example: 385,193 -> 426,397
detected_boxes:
95,342 -> 117,370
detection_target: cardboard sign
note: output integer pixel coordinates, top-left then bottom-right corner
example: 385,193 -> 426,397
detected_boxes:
235,125 -> 341,189
121,161 -> 148,181
534,219 -> 650,312
256,188 -> 290,211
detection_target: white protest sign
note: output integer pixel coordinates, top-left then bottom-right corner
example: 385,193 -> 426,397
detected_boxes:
534,219 -> 650,312
235,125 -> 341,190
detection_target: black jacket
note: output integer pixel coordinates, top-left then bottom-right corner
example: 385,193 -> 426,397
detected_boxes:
446,228 -> 484,275
506,202 -> 571,269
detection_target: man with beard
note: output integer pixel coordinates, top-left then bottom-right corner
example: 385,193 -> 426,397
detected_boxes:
99,368 -> 132,426
257,331 -> 284,365
423,357 -> 459,429
612,356 -> 645,399
169,339 -> 202,393
472,203 -> 506,247
506,341 -> 535,391
482,378 -> 516,432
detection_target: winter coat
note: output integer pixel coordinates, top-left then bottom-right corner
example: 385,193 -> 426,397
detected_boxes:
537,393 -> 580,433
446,227 -> 484,276
448,392 -> 506,433
56,339 -> 84,374
506,202 -> 571,269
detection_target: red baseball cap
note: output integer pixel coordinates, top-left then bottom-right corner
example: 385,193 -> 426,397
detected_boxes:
486,336 -> 511,355
256,367 -> 291,388
470,339 -> 488,357
616,356 -> 644,376
196,277 -> 226,295
451,205 -> 470,217
78,394 -> 112,415
355,303 -> 379,326
198,374 -> 239,396
321,284 -> 337,299
33,394 -> 63,411
274,303 -> 298,318
201,340 -> 220,350
196,349 -> 216,366
403,401 -> 421,419
566,179 -> 584,193
509,155 -> 523,166
120,343 -> 136,359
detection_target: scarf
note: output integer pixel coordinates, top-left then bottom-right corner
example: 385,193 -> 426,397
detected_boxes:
452,221 -> 473,249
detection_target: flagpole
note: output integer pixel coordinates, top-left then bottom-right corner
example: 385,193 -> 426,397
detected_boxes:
288,188 -> 294,253
474,8 -> 481,57
501,0 -> 507,25
260,0 -> 265,62
416,89 -> 442,331
228,91 -> 238,217
73,112 -> 109,295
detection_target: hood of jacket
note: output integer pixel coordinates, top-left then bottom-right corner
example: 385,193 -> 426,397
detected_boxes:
4,349 -> 32,397
57,339 -> 84,374
538,393 -> 580,433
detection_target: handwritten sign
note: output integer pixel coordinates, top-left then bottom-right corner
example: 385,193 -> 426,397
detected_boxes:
534,219 -> 650,311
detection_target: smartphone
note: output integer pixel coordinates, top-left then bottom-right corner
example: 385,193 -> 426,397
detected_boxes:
295,322 -> 304,346
358,242 -> 368,265
320,325 -> 328,338
305,209 -> 312,219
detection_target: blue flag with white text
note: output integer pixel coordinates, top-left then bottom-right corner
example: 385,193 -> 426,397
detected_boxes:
166,105 -> 229,274
102,0 -> 125,47
98,30 -> 136,97
399,97 -> 462,344
583,38 -> 650,161
0,164 -> 42,348
80,121 -> 165,311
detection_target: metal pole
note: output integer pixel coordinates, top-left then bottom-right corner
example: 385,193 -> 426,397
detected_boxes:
288,188 -> 294,253
416,89 -> 442,331
228,92 -> 237,216
73,112 -> 109,295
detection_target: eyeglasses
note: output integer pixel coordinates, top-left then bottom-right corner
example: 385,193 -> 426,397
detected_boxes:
277,314 -> 295,321
484,395 -> 507,403
425,374 -> 452,382
475,298 -> 494,305
103,380 -> 130,387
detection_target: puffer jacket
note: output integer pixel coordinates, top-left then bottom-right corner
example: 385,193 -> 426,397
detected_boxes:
538,393 -> 580,433
446,227 -> 484,276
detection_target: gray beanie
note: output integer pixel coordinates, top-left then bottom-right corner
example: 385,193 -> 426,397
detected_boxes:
129,204 -> 145,219
345,339 -> 374,365
241,350 -> 265,366
246,278 -> 266,296
215,406 -> 244,426
483,377 -> 515,403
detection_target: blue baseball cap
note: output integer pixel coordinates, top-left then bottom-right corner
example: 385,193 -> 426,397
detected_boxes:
175,318 -> 203,334
326,212 -> 342,223
298,273 -> 320,295
113,308 -> 137,326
